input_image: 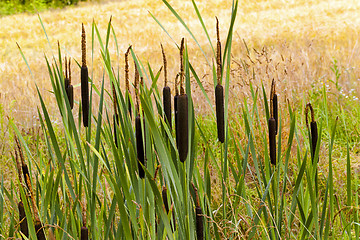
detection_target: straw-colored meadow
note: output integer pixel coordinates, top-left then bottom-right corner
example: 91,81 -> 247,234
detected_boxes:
1,0 -> 360,238
1,0 -> 360,124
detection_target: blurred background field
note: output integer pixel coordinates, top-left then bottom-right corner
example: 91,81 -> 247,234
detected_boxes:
1,0 -> 360,126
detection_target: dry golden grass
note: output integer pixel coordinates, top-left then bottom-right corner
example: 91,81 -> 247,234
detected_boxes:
1,0 -> 360,127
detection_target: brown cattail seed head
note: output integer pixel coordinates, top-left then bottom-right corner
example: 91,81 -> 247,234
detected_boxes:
162,186 -> 169,213
113,114 -> 119,148
163,86 -> 172,129
268,118 -> 276,165
81,24 -> 89,127
196,206 -> 204,240
215,84 -> 224,143
18,201 -> 29,239
81,226 -> 89,240
273,93 -> 278,135
136,116 -> 145,178
81,65 -> 89,127
306,103 -> 318,162
35,220 -> 46,240
176,94 -> 188,162
65,57 -> 74,109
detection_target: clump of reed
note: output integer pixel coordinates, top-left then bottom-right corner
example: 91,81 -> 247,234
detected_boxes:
64,56 -> 74,109
81,23 -> 89,128
14,141 -> 28,239
176,38 -> 188,162
161,43 -> 172,129
215,17 -> 225,143
268,79 -> 277,165
14,137 -> 45,240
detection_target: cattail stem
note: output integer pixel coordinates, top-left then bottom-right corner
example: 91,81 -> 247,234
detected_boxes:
125,46 -> 132,118
216,17 -> 222,85
179,38 -> 185,95
81,23 -> 89,127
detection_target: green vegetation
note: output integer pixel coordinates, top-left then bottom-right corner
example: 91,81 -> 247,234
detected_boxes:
0,0 -> 92,16
0,0 -> 359,239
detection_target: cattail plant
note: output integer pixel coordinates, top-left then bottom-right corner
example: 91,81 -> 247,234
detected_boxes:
215,17 -> 225,143
176,38 -> 188,162
15,136 -> 46,239
305,103 -> 318,163
64,57 -> 74,109
125,46 -> 132,118
135,62 -> 145,179
192,183 -> 203,240
81,23 -> 89,127
14,148 -> 28,239
161,43 -> 172,128
269,79 -> 276,165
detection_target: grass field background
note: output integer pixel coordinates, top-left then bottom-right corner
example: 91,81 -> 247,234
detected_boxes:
1,0 -> 359,124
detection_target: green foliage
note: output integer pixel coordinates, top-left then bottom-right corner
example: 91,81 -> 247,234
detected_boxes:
0,0 -> 88,16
